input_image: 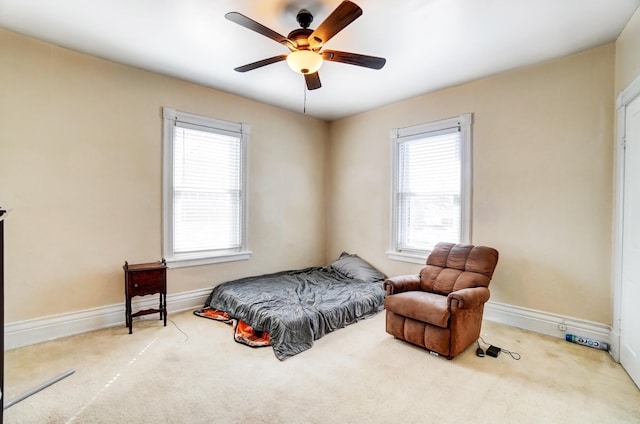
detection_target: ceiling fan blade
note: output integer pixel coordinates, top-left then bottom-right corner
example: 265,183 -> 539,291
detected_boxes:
305,72 -> 322,90
308,1 -> 362,51
234,55 -> 288,72
321,50 -> 386,69
226,12 -> 295,49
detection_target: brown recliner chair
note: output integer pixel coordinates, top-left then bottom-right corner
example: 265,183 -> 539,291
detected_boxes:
384,242 -> 499,359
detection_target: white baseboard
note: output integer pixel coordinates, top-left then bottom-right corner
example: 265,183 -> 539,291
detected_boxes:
5,294 -> 613,354
484,301 -> 611,349
4,288 -> 211,350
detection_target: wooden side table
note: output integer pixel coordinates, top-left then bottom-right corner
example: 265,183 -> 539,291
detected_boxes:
123,259 -> 167,334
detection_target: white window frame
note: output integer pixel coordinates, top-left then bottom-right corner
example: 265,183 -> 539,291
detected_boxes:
162,107 -> 251,268
387,113 -> 472,264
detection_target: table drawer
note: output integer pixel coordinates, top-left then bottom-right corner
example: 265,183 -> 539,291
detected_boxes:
128,269 -> 165,295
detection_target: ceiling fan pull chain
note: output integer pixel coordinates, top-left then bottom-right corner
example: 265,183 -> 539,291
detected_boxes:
303,83 -> 307,114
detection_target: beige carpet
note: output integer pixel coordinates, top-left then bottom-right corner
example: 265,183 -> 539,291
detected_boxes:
3,310 -> 639,423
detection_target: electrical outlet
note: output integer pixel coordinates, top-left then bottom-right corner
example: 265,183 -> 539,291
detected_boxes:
558,323 -> 567,331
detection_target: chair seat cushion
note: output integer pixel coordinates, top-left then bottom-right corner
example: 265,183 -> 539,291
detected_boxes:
384,291 -> 450,328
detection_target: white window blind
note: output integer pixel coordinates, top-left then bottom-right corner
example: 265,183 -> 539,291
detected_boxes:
173,125 -> 241,253
162,108 -> 250,267
389,114 -> 471,262
397,130 -> 461,251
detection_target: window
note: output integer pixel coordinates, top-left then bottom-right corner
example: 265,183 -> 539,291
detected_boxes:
389,113 -> 472,263
162,107 -> 250,267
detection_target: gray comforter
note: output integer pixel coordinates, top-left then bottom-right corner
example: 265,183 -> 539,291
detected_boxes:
205,267 -> 385,360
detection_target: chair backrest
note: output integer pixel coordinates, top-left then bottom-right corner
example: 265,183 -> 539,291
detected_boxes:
419,242 -> 499,295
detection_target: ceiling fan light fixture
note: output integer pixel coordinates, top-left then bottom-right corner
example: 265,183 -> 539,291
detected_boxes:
286,50 -> 323,74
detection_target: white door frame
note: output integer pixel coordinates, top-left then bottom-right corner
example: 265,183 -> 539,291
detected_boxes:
612,73 -> 640,362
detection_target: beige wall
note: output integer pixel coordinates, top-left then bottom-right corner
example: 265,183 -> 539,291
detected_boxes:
0,30 -> 329,323
1,22 -> 632,328
615,7 -> 640,94
327,43 -> 615,324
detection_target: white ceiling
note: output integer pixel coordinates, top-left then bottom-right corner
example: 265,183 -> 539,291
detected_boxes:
1,0 -> 639,121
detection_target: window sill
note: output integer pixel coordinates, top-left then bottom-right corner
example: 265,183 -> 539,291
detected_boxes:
166,251 -> 252,268
386,251 -> 428,265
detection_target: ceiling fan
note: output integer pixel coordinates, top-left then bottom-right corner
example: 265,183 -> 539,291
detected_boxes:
225,1 -> 386,90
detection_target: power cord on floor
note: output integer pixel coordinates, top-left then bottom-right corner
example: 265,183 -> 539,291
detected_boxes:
478,336 -> 521,360
168,318 -> 189,342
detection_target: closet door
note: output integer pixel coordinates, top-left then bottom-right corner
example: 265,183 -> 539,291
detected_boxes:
620,93 -> 640,388
1,209 -> 6,421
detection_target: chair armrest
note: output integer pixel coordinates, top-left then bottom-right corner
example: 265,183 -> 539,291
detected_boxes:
383,275 -> 421,295
447,287 -> 490,311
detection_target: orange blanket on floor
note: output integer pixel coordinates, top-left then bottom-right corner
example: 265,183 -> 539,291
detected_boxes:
194,307 -> 270,347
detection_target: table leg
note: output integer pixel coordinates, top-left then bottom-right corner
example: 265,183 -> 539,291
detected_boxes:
162,293 -> 167,327
126,298 -> 132,334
